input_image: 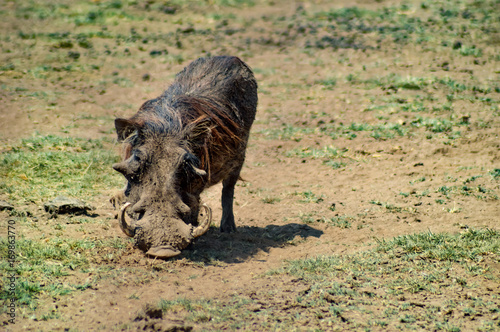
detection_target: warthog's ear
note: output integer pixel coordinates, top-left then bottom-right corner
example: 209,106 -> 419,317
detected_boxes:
115,118 -> 140,141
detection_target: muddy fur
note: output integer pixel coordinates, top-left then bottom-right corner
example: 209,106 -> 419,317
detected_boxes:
112,56 -> 258,257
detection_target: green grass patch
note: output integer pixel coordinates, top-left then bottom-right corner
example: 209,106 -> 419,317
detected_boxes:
298,212 -> 354,228
294,191 -> 325,204
370,200 -> 416,214
436,174 -> 499,201
327,215 -> 354,229
0,236 -> 130,310
281,229 -> 499,326
271,121 -> 409,142
314,77 -> 337,90
145,229 -> 499,330
286,146 -> 349,169
10,0 -> 257,23
332,122 -> 409,140
0,134 -> 121,204
12,0 -> 144,25
157,295 -> 254,327
261,196 -> 281,204
490,168 -> 500,180
287,146 -> 344,160
258,125 -> 315,142
376,229 -> 499,263
410,116 -> 458,133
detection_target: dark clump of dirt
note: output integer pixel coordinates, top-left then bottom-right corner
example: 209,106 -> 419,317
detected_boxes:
133,303 -> 192,332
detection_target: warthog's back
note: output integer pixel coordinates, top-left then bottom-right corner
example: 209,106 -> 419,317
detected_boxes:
162,56 -> 258,133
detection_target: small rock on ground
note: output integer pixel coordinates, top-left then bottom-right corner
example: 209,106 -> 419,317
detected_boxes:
44,196 -> 93,215
0,200 -> 14,211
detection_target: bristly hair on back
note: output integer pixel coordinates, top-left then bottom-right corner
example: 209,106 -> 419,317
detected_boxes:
176,95 -> 241,142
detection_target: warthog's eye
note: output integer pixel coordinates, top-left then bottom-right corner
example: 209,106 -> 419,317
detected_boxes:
133,149 -> 144,161
130,150 -> 145,171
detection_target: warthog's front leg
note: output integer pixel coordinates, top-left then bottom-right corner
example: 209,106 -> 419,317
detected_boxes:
220,164 -> 243,233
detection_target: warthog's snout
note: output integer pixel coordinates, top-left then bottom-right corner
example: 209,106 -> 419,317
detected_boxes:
118,202 -> 212,258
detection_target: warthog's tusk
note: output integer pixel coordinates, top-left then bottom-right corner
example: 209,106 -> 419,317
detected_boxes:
192,165 -> 207,177
192,204 -> 212,238
118,202 -> 136,237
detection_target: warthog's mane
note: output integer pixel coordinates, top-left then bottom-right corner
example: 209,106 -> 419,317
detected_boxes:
123,93 -> 242,181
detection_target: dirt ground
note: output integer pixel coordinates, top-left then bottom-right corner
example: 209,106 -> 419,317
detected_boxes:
1,0 -> 499,331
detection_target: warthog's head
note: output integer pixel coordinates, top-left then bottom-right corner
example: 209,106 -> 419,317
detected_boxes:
112,115 -> 211,258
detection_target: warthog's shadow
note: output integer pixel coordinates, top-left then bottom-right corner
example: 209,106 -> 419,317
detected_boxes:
181,223 -> 324,264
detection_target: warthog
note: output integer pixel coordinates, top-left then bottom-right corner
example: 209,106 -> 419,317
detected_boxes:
111,56 -> 258,258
